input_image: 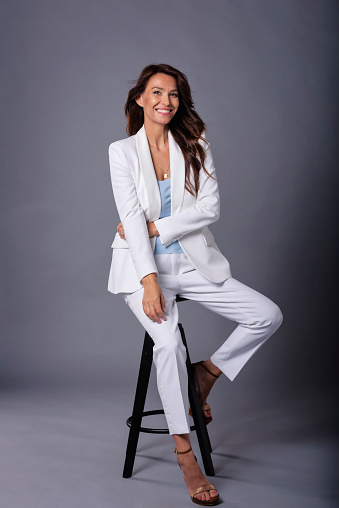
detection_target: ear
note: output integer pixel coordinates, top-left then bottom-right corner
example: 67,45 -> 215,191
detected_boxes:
135,94 -> 143,108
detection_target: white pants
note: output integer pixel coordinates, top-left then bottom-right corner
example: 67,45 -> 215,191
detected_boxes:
123,252 -> 283,435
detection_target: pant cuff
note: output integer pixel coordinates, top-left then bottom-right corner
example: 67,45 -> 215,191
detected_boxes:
168,423 -> 190,435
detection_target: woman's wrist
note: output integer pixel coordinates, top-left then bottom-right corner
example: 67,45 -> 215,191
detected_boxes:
141,272 -> 158,286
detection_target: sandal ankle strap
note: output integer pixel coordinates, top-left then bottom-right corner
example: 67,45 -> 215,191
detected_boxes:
195,361 -> 221,379
174,446 -> 192,455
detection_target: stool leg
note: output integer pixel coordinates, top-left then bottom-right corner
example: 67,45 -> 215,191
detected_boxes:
179,324 -> 215,477
123,332 -> 154,478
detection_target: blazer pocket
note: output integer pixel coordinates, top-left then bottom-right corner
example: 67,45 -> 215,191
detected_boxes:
202,227 -> 215,246
111,232 -> 129,249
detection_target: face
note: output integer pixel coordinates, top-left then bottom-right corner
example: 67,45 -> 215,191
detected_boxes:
136,73 -> 179,126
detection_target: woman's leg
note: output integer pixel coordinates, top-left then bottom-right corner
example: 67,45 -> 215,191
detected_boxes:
123,285 -> 190,435
123,290 -> 220,502
177,256 -> 283,381
173,253 -> 283,416
122,253 -> 220,503
206,277 -> 283,381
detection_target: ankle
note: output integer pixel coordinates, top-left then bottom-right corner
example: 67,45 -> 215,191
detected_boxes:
174,445 -> 192,456
175,447 -> 197,466
173,433 -> 191,454
204,359 -> 222,378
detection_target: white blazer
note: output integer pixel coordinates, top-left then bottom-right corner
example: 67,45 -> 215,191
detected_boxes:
108,124 -> 232,294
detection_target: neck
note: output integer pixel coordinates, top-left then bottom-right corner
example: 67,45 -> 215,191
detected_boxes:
143,119 -> 169,150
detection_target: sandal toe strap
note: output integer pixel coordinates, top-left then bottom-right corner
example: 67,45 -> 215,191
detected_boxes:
190,484 -> 217,499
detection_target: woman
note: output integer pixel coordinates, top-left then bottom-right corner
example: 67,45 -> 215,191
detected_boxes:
108,63 -> 283,506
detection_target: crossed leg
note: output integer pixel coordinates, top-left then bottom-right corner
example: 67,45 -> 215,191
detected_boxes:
178,275 -> 283,382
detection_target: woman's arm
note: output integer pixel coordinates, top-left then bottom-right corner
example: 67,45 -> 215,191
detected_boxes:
109,142 -> 158,283
109,142 -> 167,323
117,221 -> 158,240
153,143 -> 221,248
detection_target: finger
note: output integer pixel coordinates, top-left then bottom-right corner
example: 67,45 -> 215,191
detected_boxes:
117,225 -> 125,239
149,305 -> 162,324
149,313 -> 161,324
160,292 -> 166,314
142,300 -> 149,317
143,301 -> 161,324
155,303 -> 166,322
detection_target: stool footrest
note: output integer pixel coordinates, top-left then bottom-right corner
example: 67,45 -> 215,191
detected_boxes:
126,409 -> 196,434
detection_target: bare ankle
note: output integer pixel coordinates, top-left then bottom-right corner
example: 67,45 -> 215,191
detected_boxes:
204,358 -> 222,378
173,433 -> 191,455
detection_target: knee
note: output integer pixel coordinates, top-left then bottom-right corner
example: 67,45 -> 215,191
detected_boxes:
154,335 -> 186,358
265,301 -> 283,332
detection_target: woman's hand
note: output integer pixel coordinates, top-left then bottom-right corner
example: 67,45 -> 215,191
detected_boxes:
117,222 -> 159,239
117,222 -> 125,239
147,222 -> 159,238
141,273 -> 166,324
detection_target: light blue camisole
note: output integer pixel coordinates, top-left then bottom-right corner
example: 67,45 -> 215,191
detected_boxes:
154,178 -> 184,255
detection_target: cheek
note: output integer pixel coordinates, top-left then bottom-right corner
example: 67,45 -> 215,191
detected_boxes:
145,98 -> 157,110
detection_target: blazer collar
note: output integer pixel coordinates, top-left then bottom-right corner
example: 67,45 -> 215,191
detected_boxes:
135,124 -> 185,221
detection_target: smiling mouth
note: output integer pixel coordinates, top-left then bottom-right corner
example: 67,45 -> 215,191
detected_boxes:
156,109 -> 173,115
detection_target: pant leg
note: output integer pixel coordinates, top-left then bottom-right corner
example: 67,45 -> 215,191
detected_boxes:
176,254 -> 283,381
122,255 -> 190,435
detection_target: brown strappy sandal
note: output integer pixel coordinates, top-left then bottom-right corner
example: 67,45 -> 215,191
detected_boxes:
189,361 -> 221,425
174,447 -> 220,506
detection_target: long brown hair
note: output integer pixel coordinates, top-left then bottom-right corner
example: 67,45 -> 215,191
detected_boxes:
124,63 -> 214,196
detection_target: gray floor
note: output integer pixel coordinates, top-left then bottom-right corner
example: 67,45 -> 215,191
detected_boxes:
0,384 -> 337,508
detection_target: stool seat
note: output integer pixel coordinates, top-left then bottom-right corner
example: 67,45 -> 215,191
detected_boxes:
175,295 -> 188,302
122,296 -> 215,478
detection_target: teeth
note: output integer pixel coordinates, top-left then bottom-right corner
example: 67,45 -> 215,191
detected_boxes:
157,109 -> 171,113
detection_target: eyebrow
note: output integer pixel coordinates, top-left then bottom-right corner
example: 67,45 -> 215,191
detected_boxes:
151,86 -> 179,92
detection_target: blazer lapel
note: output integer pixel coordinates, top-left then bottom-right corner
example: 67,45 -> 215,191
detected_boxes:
136,125 -> 161,221
168,129 -> 185,214
135,124 -> 186,220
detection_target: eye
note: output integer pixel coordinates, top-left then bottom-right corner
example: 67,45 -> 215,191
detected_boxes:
171,92 -> 178,97
153,91 -> 161,95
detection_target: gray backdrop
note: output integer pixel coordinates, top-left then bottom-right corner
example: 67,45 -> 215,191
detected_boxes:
1,2 -> 338,507
1,0 -> 338,397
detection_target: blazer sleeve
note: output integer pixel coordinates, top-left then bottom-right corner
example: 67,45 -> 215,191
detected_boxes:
108,142 -> 159,283
154,141 -> 221,248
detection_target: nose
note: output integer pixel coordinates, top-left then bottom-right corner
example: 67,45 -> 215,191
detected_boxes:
160,94 -> 172,106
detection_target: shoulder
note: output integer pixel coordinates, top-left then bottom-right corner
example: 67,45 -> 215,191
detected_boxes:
108,133 -> 137,157
198,130 -> 212,153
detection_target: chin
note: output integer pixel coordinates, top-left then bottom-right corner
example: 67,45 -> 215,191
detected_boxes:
154,117 -> 172,125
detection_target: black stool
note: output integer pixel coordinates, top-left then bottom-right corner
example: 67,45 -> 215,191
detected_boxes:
123,296 -> 215,478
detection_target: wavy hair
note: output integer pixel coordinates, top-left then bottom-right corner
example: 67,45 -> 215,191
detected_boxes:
124,63 -> 214,196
